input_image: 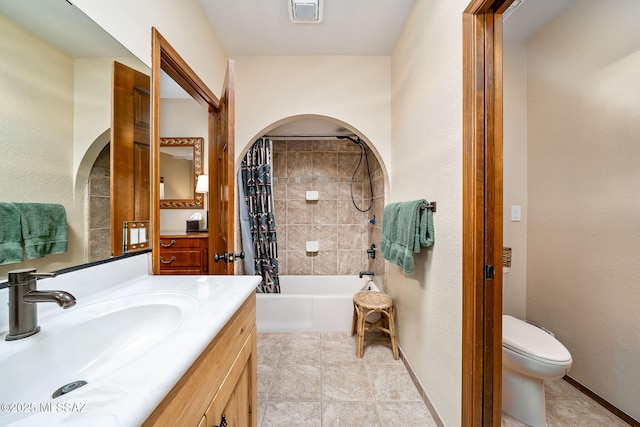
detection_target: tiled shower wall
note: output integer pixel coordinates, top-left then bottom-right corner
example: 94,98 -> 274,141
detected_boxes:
88,145 -> 111,262
272,139 -> 386,289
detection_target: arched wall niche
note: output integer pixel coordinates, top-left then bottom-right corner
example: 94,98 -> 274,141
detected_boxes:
75,128 -> 112,261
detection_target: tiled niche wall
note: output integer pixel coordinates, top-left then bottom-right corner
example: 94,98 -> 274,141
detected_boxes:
272,139 -> 386,288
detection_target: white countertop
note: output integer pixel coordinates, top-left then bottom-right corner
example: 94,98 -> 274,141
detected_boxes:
0,255 -> 260,426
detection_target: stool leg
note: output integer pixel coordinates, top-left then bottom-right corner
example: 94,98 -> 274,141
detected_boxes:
356,308 -> 368,358
351,303 -> 358,337
387,305 -> 399,360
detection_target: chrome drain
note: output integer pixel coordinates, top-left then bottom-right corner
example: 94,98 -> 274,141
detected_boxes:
52,380 -> 87,399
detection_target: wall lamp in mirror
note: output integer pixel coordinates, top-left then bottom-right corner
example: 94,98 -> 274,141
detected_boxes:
159,137 -> 204,208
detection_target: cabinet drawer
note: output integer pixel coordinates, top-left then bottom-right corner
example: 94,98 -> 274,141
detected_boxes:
159,237 -> 201,249
159,249 -> 202,268
158,235 -> 208,275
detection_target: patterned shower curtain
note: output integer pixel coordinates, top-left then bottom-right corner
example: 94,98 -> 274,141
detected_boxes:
240,138 -> 280,293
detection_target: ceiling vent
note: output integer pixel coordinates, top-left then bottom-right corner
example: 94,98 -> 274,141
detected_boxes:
288,0 -> 323,24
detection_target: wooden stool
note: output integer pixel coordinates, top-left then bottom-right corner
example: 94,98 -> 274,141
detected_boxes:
351,291 -> 399,360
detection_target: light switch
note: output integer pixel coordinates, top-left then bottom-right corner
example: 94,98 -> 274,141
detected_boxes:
511,206 -> 521,222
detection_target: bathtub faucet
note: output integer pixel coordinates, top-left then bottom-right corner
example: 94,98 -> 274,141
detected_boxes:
359,271 -> 375,278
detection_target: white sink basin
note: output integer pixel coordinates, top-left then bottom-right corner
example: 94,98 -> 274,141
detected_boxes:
0,292 -> 198,424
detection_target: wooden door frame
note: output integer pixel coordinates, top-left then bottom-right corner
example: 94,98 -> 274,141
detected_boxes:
462,0 -> 511,425
151,28 -> 220,275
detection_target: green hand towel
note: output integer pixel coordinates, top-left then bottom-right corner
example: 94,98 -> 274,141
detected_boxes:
0,202 -> 24,265
13,203 -> 68,259
380,199 -> 435,274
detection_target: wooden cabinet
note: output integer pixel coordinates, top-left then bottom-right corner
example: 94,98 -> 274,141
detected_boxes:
205,328 -> 255,426
159,233 -> 208,274
143,293 -> 257,427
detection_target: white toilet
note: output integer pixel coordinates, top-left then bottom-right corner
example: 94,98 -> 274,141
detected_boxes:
502,269 -> 572,427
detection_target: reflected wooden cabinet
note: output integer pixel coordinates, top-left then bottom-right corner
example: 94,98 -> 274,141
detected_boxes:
143,294 -> 257,427
158,233 -> 208,274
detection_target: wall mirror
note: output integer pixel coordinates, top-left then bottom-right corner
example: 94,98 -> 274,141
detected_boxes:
159,137 -> 204,208
0,0 -> 151,281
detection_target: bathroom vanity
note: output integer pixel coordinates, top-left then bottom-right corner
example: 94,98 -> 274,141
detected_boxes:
143,292 -> 257,426
0,254 -> 260,426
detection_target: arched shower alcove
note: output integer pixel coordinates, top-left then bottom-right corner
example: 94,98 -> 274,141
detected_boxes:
75,129 -> 112,262
237,115 -> 388,292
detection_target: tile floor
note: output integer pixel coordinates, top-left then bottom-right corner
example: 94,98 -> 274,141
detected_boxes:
257,331 -> 437,427
501,379 -> 630,427
258,331 -> 630,427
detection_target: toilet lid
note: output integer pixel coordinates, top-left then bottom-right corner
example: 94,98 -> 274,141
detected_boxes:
502,315 -> 572,364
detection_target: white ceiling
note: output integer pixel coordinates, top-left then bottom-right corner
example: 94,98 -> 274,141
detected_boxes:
196,0 -> 579,56
2,0 -> 575,59
196,0 -> 417,56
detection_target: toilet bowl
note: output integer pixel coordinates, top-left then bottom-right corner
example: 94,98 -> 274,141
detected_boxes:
502,314 -> 572,426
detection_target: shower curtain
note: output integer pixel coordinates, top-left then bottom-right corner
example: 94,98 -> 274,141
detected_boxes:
239,138 -> 280,293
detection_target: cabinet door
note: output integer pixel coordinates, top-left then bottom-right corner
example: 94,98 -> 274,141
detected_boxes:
215,357 -> 250,426
206,330 -> 257,427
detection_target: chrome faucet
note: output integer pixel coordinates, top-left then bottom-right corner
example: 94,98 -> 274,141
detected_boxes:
359,271 -> 375,278
5,268 -> 76,341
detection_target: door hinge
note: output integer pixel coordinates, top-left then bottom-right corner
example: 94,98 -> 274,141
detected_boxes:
485,265 -> 494,279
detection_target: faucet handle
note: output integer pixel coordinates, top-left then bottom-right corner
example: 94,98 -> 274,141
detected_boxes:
29,272 -> 57,279
8,268 -> 56,285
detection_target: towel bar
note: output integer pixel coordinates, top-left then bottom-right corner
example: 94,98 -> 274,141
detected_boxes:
420,202 -> 436,212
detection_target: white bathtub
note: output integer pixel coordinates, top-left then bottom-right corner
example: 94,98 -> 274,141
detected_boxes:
256,275 -> 379,332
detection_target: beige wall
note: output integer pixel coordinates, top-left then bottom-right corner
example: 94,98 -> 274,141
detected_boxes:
233,55 -> 391,167
503,42 -> 529,318
524,0 -> 640,419
0,15 -> 82,277
390,1 -> 466,424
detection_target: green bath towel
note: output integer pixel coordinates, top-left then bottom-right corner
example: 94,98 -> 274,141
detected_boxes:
380,199 -> 435,274
13,203 -> 68,259
0,202 -> 24,265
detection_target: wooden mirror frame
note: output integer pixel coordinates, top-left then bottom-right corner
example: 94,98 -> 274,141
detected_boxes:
159,137 -> 204,208
151,28 -> 220,275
